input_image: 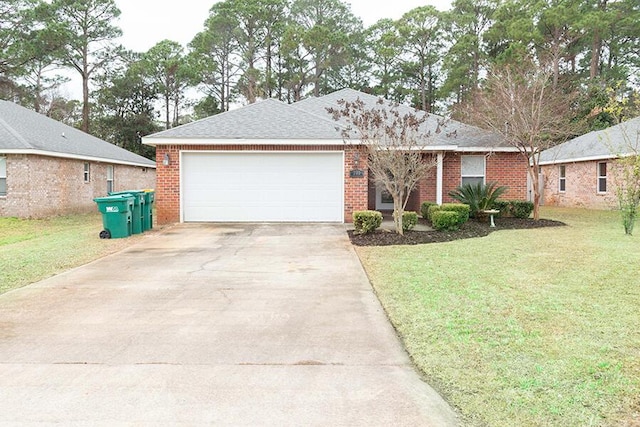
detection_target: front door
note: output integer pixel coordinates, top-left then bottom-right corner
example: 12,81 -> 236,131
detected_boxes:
375,186 -> 394,210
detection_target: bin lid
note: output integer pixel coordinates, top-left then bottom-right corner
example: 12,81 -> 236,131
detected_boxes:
94,194 -> 134,203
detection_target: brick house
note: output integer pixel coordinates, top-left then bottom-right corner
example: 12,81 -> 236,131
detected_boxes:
539,116 -> 640,209
0,100 -> 156,218
143,89 -> 528,224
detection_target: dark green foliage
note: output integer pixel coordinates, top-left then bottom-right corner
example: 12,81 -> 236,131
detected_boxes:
402,211 -> 418,231
420,201 -> 437,220
431,211 -> 460,231
353,210 -> 383,234
492,200 -> 510,216
448,181 -> 509,217
440,203 -> 470,226
509,200 -> 534,219
426,203 -> 470,227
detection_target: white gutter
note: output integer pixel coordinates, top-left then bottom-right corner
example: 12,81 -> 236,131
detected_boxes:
0,149 -> 156,168
539,154 -> 618,166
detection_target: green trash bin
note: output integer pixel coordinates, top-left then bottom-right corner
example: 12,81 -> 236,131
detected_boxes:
94,195 -> 134,239
141,189 -> 154,231
109,191 -> 144,235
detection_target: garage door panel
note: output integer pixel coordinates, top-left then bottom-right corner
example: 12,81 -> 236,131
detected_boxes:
182,152 -> 344,222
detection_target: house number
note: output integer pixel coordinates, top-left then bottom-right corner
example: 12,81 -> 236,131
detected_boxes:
350,169 -> 365,178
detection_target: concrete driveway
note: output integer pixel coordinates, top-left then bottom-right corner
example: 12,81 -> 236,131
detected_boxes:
0,223 -> 458,426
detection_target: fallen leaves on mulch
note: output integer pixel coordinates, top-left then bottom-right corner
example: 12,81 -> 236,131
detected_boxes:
348,217 -> 566,246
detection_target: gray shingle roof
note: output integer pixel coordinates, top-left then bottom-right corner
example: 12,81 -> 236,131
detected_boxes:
144,98 -> 345,141
539,116 -> 640,164
293,88 -> 507,149
143,88 -> 510,151
0,100 -> 155,167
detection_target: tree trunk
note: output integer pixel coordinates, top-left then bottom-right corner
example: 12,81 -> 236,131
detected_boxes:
393,196 -> 404,236
529,163 -> 541,220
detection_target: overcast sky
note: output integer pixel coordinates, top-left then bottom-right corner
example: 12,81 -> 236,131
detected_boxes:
115,0 -> 453,52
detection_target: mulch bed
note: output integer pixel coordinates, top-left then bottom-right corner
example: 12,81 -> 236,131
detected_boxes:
348,217 -> 567,246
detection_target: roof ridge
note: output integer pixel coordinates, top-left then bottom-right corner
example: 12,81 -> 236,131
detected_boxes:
0,110 -> 31,148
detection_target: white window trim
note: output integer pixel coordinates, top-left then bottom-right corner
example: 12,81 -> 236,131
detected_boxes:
0,156 -> 6,197
559,165 -> 566,193
106,165 -> 114,193
597,161 -> 607,194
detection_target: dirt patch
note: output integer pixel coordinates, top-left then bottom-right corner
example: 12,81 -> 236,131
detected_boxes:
348,217 -> 566,246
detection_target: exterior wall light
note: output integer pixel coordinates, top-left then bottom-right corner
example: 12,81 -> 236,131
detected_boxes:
162,153 -> 170,166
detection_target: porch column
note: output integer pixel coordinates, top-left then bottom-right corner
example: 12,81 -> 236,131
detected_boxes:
436,152 -> 444,205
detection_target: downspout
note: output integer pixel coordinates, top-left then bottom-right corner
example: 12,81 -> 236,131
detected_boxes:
436,152 -> 444,205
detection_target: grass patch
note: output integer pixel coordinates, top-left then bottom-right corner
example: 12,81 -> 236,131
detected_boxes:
0,213 -> 143,295
356,207 -> 640,426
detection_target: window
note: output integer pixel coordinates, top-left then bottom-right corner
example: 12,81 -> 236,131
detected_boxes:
83,163 -> 90,182
0,157 -> 6,196
461,155 -> 485,186
106,165 -> 114,194
597,162 -> 607,193
559,165 -> 566,192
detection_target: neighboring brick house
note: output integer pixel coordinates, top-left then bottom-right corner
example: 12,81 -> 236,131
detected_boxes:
539,116 -> 640,209
143,89 -> 528,224
0,100 -> 156,218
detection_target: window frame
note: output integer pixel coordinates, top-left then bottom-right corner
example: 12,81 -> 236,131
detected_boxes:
597,161 -> 607,193
460,155 -> 486,187
559,165 -> 566,192
0,156 -> 6,197
106,165 -> 114,194
83,163 -> 90,183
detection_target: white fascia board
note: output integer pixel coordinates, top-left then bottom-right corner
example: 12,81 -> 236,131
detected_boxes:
142,137 -> 347,146
539,154 -> 618,166
0,149 -> 156,168
371,145 -> 458,151
455,146 -> 521,153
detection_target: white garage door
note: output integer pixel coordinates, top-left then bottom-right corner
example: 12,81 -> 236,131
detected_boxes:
181,152 -> 344,222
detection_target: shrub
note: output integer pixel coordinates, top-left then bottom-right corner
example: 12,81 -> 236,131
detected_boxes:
402,211 -> 418,231
420,201 -> 437,220
448,181 -> 509,217
441,203 -> 470,226
353,210 -> 383,234
509,200 -> 534,218
431,211 -> 460,231
427,204 -> 441,222
492,200 -> 510,217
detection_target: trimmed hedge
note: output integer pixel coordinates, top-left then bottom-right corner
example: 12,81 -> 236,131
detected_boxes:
427,203 -> 470,227
420,201 -> 437,220
509,200 -> 534,218
431,211 -> 460,231
402,211 -> 418,231
353,210 -> 383,234
492,200 -> 534,218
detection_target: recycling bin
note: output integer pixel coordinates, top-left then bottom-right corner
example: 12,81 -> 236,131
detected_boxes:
94,195 -> 134,239
109,190 -> 144,235
141,189 -> 155,231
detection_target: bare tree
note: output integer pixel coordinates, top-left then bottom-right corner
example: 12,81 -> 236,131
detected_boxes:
459,61 -> 579,220
328,97 -> 438,234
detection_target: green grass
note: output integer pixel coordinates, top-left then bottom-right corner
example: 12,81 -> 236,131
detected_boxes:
356,207 -> 640,427
0,213 -> 141,295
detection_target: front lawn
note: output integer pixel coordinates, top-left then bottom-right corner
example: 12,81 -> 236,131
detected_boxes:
0,213 -> 145,295
356,207 -> 640,426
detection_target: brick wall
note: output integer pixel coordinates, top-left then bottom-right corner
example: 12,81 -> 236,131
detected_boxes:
541,160 -> 618,209
153,145 -> 528,224
154,144 -> 368,224
413,151 -> 528,205
0,154 -> 155,218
